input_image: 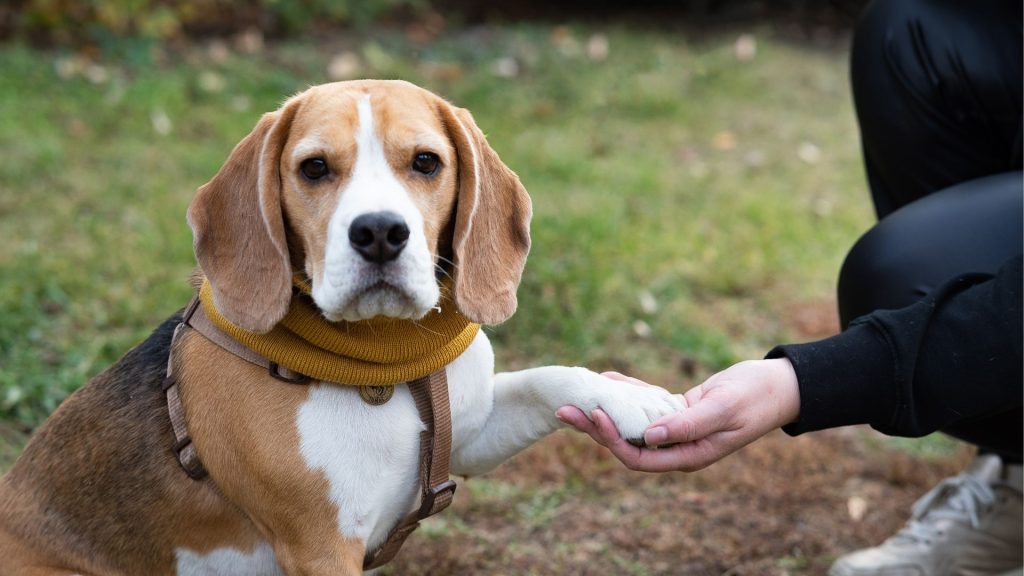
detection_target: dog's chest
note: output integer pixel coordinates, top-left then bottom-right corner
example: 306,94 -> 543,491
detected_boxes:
293,331 -> 493,550
297,381 -> 425,549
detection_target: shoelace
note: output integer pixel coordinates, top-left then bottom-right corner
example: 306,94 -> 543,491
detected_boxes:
892,473 -> 996,544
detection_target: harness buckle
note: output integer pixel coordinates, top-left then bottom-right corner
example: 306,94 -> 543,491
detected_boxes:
269,362 -> 312,384
172,436 -> 209,480
418,479 -> 457,519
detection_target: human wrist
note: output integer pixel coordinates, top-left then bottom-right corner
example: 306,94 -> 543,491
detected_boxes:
764,357 -> 800,427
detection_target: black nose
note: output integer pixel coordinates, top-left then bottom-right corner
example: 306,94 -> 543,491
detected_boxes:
348,211 -> 410,263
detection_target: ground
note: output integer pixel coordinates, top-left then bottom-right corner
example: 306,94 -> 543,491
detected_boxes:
390,429 -> 969,575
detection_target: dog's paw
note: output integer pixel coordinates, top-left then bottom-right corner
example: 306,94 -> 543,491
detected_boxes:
573,370 -> 684,445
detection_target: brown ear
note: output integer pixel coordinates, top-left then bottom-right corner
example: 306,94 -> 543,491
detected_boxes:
438,102 -> 532,325
186,102 -> 299,333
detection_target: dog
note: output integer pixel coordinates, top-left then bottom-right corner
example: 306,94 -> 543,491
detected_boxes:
0,80 -> 683,575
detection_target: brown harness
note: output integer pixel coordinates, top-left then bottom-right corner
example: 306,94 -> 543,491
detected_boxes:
162,298 -> 457,570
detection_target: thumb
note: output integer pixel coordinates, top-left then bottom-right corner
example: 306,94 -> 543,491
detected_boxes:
644,399 -> 729,446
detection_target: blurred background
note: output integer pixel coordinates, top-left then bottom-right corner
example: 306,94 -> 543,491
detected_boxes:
0,1 -> 971,574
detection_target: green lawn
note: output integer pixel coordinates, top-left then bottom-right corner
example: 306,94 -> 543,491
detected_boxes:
0,24 -> 871,437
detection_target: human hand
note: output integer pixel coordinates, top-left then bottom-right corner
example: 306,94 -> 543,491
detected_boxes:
555,358 -> 800,472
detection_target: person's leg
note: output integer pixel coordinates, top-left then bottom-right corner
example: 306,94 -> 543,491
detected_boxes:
833,178 -> 1023,571
832,2 -> 1024,572
850,0 -> 1022,219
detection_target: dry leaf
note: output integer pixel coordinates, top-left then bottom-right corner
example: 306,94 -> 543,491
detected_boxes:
492,57 -> 519,78
712,131 -> 737,151
847,496 -> 868,521
734,34 -> 757,61
638,290 -> 658,314
327,52 -> 362,80
632,320 -> 652,338
797,141 -> 822,164
151,109 -> 172,136
586,34 -> 610,62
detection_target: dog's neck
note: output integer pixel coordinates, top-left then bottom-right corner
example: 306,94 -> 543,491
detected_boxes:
197,276 -> 480,385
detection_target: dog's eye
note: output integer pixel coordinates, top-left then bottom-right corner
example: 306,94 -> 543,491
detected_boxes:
300,158 -> 329,181
411,152 -> 440,176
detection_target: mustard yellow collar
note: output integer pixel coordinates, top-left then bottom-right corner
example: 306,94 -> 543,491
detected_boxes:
198,277 -> 480,386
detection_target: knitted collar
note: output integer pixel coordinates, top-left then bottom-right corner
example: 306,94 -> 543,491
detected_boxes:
197,277 -> 480,386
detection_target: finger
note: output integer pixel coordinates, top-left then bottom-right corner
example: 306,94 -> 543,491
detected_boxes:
616,439 -> 724,473
643,399 -> 729,446
681,383 -> 706,406
555,406 -> 596,435
590,410 -> 722,473
588,408 -> 644,456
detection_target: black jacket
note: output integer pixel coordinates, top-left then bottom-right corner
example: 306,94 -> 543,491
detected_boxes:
768,255 -> 1023,439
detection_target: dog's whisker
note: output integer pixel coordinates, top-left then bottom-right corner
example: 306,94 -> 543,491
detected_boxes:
410,320 -> 446,339
434,254 -> 458,269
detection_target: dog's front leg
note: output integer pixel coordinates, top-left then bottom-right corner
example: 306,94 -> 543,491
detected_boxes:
450,366 -> 683,476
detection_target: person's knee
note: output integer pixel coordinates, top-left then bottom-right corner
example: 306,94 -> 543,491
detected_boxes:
837,172 -> 1023,328
837,225 -> 914,328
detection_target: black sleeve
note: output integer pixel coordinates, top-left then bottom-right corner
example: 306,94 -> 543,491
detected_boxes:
767,255 -> 1023,437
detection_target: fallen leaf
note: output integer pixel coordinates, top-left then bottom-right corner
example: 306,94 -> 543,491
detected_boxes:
207,40 -> 230,63
847,495 -> 868,522
234,28 -> 264,55
797,141 -> 822,164
198,71 -> 225,93
151,109 -> 172,136
84,64 -> 109,85
734,34 -> 757,61
586,34 -> 609,62
492,57 -> 519,78
632,320 -> 652,338
712,131 -> 737,151
327,52 -> 362,80
638,290 -> 658,314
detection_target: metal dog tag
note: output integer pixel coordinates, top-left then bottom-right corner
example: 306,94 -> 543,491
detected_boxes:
359,385 -> 394,406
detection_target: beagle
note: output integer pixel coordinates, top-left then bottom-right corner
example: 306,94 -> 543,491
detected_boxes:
0,80 -> 683,576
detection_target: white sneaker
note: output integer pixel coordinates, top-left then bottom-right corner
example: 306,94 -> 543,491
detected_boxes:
830,454 -> 1023,576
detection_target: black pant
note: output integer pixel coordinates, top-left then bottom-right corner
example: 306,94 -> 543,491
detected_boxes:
840,0 -> 1023,459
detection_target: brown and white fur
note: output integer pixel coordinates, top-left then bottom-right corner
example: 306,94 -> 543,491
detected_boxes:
0,80 -> 682,576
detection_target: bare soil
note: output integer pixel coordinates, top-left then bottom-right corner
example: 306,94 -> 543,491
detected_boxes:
388,428 -> 971,575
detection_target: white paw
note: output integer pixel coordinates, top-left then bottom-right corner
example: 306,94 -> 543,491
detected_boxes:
574,370 -> 684,444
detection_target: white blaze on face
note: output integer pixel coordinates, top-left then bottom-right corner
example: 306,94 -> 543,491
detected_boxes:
312,94 -> 440,321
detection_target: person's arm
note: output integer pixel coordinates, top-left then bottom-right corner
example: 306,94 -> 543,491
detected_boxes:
778,254 -> 1022,437
559,255 -> 1022,472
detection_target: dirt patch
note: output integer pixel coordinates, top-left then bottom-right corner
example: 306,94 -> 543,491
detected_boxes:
386,428 -> 971,575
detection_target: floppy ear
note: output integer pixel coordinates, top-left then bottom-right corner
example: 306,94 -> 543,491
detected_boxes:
186,101 -> 299,333
437,102 -> 532,325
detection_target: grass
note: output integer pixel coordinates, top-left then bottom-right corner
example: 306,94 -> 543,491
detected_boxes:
0,24 -> 871,432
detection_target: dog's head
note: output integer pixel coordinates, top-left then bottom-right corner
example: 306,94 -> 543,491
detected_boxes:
187,80 -> 532,333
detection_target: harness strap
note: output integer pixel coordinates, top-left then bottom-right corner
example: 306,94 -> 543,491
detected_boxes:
188,300 -> 310,383
363,369 -> 456,570
162,298 -> 457,570
163,299 -> 209,480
